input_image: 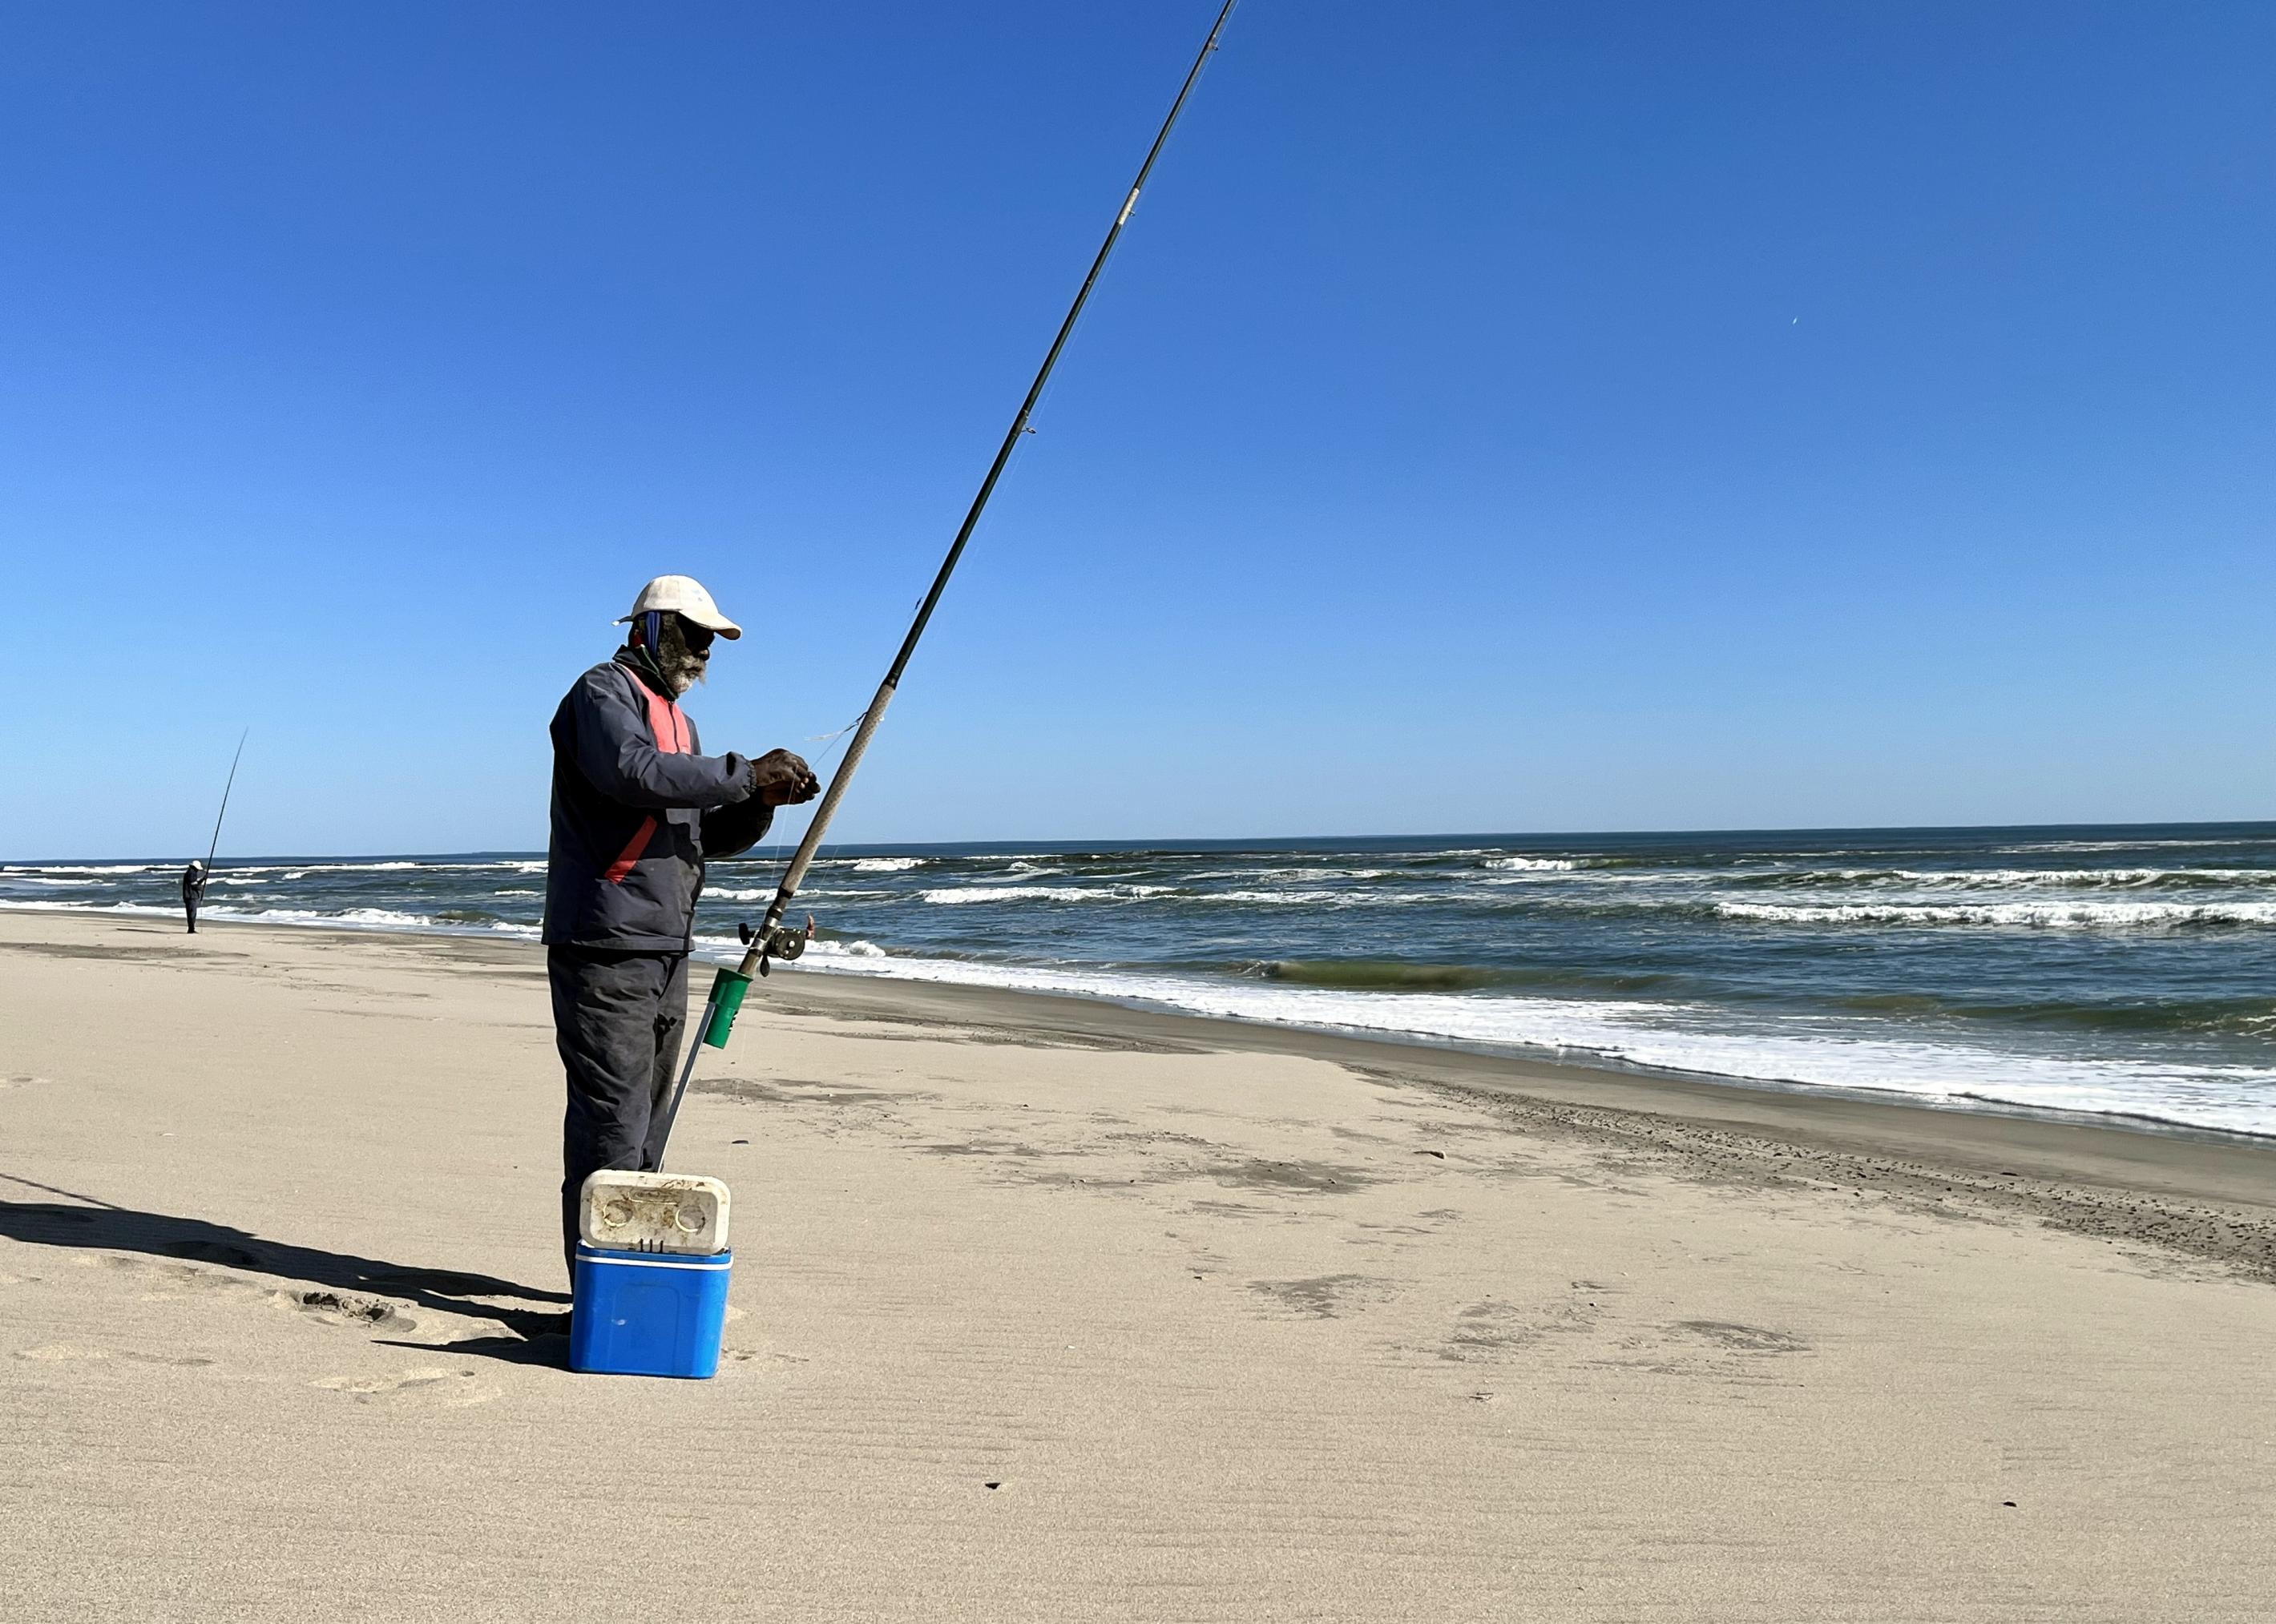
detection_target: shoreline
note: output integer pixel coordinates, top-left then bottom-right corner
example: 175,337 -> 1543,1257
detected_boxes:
18,909 -> 2271,1280
14,900 -> 2273,1154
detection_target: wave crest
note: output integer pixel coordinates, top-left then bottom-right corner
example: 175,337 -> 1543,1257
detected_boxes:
1717,899 -> 2276,930
920,885 -> 1174,905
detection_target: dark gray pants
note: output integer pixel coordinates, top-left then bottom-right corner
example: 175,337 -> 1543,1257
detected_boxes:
549,945 -> 690,1276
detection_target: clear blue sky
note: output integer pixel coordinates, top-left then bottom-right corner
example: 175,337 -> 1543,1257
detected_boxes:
2,2 -> 2268,859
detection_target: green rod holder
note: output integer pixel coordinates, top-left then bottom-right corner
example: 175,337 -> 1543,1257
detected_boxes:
700,967 -> 753,1050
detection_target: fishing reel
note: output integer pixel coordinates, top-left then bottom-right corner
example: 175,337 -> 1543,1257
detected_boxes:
737,916 -> 814,974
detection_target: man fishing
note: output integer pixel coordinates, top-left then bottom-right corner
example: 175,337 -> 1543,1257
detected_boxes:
543,574 -> 819,1275
180,861 -> 206,934
188,731 -> 248,934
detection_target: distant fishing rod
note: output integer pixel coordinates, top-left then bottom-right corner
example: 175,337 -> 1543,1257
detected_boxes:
655,0 -> 1239,1161
201,730 -> 249,877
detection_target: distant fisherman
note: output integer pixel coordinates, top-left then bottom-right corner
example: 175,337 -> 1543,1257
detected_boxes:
180,860 -> 207,934
543,576 -> 819,1275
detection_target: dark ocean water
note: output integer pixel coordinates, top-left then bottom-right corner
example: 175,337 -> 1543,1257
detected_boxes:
7,822 -> 2273,1135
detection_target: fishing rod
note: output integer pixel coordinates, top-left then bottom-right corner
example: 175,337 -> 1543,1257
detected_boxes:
200,730 -> 249,880
655,0 -> 1239,1162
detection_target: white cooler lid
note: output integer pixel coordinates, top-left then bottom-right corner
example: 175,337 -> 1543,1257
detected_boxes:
579,1171 -> 731,1255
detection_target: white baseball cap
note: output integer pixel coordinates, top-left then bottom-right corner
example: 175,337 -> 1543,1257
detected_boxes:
616,574 -> 743,639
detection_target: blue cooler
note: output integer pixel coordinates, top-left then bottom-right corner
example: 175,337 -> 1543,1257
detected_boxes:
569,1244 -> 732,1379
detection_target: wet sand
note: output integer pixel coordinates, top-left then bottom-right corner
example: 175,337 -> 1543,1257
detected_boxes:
2,909 -> 2271,1619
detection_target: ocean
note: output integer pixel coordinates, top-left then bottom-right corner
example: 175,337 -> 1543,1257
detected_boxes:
6,822 -> 2273,1137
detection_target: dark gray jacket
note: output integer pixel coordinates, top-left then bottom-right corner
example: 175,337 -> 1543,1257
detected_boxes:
543,655 -> 773,952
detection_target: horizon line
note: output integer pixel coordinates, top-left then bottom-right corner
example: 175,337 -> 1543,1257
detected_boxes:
7,815 -> 2272,868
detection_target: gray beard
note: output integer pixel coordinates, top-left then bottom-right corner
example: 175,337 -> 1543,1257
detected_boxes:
655,623 -> 709,695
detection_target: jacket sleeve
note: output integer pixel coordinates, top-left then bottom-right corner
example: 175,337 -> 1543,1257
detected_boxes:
571,669 -> 757,811
700,797 -> 774,860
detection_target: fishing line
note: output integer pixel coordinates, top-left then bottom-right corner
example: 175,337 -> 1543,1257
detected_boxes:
745,711 -> 869,875
805,711 -> 869,749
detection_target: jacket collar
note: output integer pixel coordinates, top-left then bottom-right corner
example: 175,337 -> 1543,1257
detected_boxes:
613,646 -> 676,699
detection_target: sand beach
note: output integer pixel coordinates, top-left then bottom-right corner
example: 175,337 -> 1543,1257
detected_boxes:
2,909 -> 2271,1619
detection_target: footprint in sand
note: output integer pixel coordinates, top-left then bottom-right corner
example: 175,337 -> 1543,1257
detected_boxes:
313,1368 -> 500,1408
16,1342 -> 216,1367
272,1288 -> 417,1333
724,1348 -> 807,1369
1672,1320 -> 1809,1354
83,1253 -> 243,1296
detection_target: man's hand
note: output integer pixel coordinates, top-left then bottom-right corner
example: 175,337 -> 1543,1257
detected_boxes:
750,749 -> 821,806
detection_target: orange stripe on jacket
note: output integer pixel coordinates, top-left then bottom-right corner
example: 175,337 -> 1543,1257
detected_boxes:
603,673 -> 692,885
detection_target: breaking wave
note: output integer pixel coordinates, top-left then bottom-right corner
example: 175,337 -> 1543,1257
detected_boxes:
768,949 -> 2276,1136
1722,866 -> 2274,893
1716,900 -> 2276,930
919,885 -> 1176,905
